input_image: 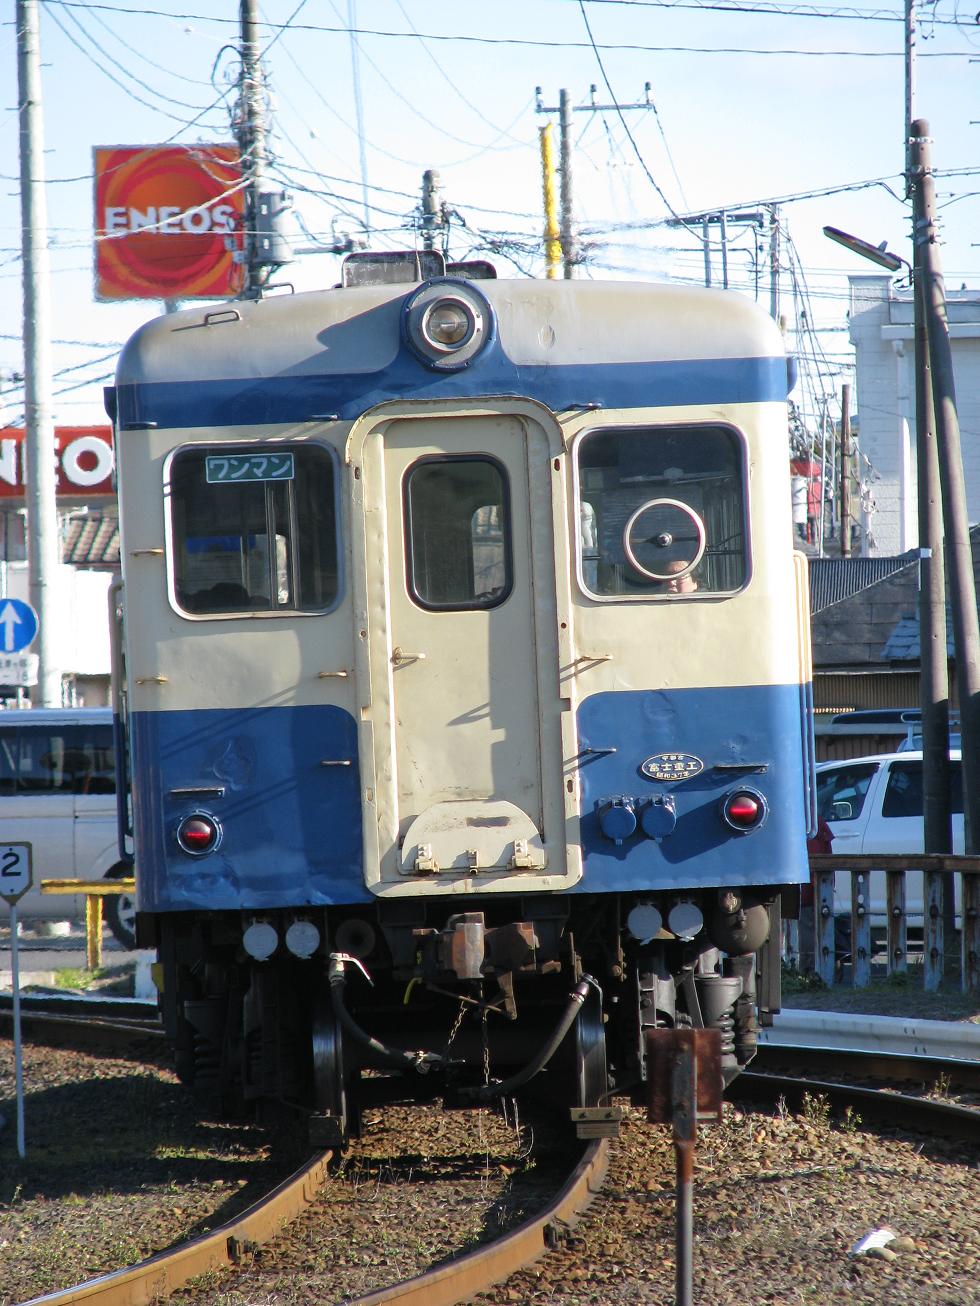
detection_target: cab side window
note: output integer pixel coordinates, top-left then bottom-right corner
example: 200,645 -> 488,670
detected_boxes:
169,446 -> 338,616
816,762 -> 879,822
576,424 -> 746,597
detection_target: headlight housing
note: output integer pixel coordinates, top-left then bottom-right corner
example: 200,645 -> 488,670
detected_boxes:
402,280 -> 494,370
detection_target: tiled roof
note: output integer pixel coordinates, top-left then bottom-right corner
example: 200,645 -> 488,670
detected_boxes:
61,509 -> 119,568
808,555 -> 916,614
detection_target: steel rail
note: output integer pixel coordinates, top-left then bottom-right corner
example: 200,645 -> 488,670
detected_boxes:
17,1150 -> 334,1306
348,1138 -> 609,1306
13,1137 -> 608,1306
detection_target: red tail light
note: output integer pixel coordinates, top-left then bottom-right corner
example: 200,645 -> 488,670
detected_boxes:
176,813 -> 220,855
721,789 -> 767,833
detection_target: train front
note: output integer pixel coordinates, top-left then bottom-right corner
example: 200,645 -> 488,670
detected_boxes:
109,258 -> 812,1139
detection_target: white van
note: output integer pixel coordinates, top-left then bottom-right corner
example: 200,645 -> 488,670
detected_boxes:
815,750 -> 963,920
0,707 -> 135,946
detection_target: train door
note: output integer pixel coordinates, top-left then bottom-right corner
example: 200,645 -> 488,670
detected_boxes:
350,404 -> 579,894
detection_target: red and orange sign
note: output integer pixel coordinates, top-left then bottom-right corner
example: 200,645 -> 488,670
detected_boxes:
94,145 -> 244,301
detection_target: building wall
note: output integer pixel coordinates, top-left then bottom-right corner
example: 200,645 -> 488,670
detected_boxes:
849,275 -> 980,556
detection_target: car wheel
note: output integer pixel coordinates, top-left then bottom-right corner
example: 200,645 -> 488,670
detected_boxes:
104,863 -> 137,950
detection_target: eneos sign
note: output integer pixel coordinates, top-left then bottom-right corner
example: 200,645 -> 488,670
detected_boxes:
94,145 -> 244,300
0,427 -> 115,501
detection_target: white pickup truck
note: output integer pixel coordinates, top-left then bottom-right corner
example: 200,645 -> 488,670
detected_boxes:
815,750 -> 963,920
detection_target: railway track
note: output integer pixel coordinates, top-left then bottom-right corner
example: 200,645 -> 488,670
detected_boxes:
4,1007 -> 980,1305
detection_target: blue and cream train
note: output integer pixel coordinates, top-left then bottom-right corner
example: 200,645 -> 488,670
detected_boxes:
106,252 -> 814,1139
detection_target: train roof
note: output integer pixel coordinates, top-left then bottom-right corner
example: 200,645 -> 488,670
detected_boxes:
111,277 -> 792,430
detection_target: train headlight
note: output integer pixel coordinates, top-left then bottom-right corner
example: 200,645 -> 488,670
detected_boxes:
175,812 -> 221,855
402,280 -> 494,370
720,788 -> 768,834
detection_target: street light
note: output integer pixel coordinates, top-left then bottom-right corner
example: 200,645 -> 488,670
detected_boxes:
822,225 -> 905,273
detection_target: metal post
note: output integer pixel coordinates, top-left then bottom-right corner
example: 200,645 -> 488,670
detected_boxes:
719,210 -> 729,290
559,89 -> 575,279
11,903 -> 26,1158
17,0 -> 60,707
672,1048 -> 695,1306
910,121 -> 980,857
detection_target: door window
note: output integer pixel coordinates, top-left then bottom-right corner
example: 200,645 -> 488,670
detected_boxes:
403,456 -> 512,610
816,762 -> 879,822
576,424 -> 746,597
169,445 -> 338,615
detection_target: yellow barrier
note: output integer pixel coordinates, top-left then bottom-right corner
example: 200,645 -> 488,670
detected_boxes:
39,878 -> 135,971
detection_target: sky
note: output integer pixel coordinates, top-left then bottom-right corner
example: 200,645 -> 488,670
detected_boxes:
2,0 -> 980,438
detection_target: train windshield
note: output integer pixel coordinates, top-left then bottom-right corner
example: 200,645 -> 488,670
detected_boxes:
576,424 -> 746,597
168,444 -> 338,615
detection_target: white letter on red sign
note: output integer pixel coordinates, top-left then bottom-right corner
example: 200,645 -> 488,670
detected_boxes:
61,435 -> 113,488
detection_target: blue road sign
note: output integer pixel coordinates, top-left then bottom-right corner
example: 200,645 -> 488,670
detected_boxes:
0,599 -> 39,654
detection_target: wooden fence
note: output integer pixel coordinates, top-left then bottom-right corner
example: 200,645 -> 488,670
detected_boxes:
802,853 -> 980,992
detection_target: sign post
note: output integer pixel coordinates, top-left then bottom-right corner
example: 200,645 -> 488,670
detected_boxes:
1,842 -> 34,1159
0,597 -> 40,690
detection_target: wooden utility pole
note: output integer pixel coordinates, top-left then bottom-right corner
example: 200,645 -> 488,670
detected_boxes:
17,0 -> 60,706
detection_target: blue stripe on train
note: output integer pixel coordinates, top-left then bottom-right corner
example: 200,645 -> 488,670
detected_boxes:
574,685 -> 809,891
114,351 -> 792,431
131,684 -> 808,914
130,704 -> 369,912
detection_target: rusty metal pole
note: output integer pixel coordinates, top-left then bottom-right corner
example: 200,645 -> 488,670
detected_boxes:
672,1046 -> 696,1306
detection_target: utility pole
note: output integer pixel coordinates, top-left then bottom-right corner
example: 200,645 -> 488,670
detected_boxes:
839,385 -> 851,558
667,210 -> 773,304
535,84 -> 655,279
539,124 -> 561,279
236,0 -> 290,297
910,120 -> 980,858
17,0 -> 60,706
420,170 -> 443,252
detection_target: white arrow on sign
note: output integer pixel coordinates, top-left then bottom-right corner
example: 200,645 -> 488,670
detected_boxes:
0,602 -> 22,653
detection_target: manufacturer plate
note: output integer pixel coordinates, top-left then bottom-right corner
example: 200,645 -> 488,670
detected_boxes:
640,752 -> 704,782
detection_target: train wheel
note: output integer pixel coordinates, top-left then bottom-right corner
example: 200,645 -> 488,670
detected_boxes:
573,981 -> 609,1108
311,984 -> 359,1146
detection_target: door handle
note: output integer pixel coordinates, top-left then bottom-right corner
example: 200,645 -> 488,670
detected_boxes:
391,647 -> 426,666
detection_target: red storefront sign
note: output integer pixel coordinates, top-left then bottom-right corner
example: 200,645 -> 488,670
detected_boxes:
94,144 -> 244,300
0,427 -> 115,500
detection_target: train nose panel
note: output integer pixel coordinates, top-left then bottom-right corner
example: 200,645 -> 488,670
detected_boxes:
399,799 -> 546,874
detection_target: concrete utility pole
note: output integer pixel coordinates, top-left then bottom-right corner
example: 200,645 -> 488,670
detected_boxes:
17,0 -> 61,706
535,85 -> 655,279
236,0 -> 290,296
839,385 -> 851,558
910,119 -> 980,854
420,170 -> 443,252
539,124 -> 561,279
